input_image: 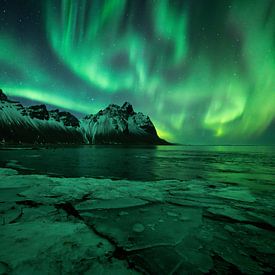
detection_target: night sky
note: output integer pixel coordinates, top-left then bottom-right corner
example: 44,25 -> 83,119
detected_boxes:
0,0 -> 274,144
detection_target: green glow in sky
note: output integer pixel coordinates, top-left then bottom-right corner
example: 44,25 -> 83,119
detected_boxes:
0,0 -> 274,144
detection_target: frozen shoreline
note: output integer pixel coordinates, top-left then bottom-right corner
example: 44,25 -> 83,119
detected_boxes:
0,168 -> 274,274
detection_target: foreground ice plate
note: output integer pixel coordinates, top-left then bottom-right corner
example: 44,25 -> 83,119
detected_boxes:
0,168 -> 274,274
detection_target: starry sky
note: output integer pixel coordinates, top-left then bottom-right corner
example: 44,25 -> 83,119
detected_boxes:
0,0 -> 275,144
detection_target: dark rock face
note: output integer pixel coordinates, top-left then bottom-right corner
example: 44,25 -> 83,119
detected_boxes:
49,110 -> 80,127
121,102 -> 134,115
0,89 -> 8,101
0,89 -> 168,145
58,112 -> 80,127
27,105 -> 49,120
48,109 -> 60,121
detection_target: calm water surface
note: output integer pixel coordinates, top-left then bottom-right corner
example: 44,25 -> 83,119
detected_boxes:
0,145 -> 274,185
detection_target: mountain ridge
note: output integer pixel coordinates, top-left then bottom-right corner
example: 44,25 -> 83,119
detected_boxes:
0,89 -> 168,145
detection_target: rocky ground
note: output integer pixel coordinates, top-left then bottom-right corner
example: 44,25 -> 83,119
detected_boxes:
0,168 -> 274,274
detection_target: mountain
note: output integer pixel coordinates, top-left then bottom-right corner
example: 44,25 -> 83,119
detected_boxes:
0,90 -> 83,144
80,102 -> 165,144
0,89 -> 167,145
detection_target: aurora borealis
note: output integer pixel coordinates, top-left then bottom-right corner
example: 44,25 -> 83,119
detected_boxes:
0,0 -> 274,144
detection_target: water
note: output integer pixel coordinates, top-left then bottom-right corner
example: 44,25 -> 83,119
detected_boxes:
1,145 -> 275,273
0,145 -> 274,186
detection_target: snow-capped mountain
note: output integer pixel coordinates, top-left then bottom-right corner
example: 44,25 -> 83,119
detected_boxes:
80,102 -> 166,144
0,90 -> 83,144
0,89 -> 167,144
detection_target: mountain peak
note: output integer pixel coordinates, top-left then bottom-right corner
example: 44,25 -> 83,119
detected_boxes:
27,104 -> 49,120
81,101 -> 167,144
121,102 -> 134,115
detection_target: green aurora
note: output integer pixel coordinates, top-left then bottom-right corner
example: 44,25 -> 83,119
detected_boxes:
0,0 -> 274,144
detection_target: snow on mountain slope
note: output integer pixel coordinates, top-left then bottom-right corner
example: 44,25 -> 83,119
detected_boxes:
0,89 -> 167,144
80,102 -> 166,144
0,90 -> 83,143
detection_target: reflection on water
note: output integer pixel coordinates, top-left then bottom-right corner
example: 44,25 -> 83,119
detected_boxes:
0,145 -> 274,186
